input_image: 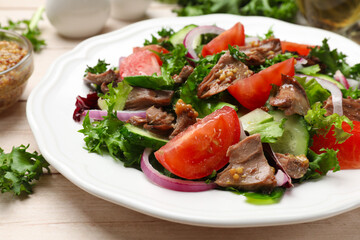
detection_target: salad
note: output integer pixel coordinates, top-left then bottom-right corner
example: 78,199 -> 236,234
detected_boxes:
73,22 -> 360,204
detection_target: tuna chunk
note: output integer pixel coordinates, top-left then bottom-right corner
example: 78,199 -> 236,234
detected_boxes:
143,106 -> 174,136
269,75 -> 310,116
125,87 -> 174,110
84,69 -> 118,87
215,134 -> 277,192
238,38 -> 282,66
169,99 -> 198,139
324,96 -> 360,121
173,65 -> 194,84
275,153 -> 309,179
197,51 -> 252,99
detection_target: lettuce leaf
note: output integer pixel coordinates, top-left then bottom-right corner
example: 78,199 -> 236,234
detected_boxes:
299,148 -> 340,182
296,76 -> 330,106
304,102 -> 353,144
98,81 -> 132,111
79,107 -> 143,167
0,145 -> 50,195
179,53 -> 237,117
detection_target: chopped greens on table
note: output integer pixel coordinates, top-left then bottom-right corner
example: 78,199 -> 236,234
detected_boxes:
0,145 -> 50,195
73,22 -> 360,204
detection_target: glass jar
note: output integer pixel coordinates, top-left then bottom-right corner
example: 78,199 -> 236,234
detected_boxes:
0,29 -> 34,113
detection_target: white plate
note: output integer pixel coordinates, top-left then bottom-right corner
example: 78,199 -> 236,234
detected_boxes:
27,14 -> 360,227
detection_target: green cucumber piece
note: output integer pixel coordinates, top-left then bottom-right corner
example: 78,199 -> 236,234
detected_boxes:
169,24 -> 198,46
121,123 -> 168,150
269,110 -> 309,155
239,108 -> 274,129
312,73 -> 345,89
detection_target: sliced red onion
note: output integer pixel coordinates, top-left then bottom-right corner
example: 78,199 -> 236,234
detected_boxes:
183,25 -> 225,60
275,170 -> 289,187
141,148 -> 217,192
295,74 -> 343,116
262,143 -> 293,188
83,109 -> 146,121
294,57 -> 308,71
334,70 -> 350,89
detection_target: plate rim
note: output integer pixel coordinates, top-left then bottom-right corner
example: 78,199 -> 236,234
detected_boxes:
26,14 -> 360,228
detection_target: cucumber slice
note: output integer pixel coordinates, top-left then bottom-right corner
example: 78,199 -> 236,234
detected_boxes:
269,111 -> 309,155
169,24 -> 198,46
312,73 -> 345,89
121,123 -> 168,150
239,108 -> 273,129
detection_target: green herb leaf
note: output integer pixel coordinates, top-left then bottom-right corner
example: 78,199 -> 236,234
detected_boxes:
98,81 -> 133,111
0,7 -> 46,52
84,59 -> 110,76
0,145 -> 50,195
225,187 -> 285,205
79,107 -> 143,167
304,102 -> 353,143
299,148 -> 340,182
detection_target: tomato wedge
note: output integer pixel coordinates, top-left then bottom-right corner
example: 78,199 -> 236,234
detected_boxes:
133,45 -> 169,65
119,45 -> 168,79
228,57 -> 295,110
311,121 -> 360,169
201,22 -> 245,57
154,106 -> 240,180
281,41 -> 314,56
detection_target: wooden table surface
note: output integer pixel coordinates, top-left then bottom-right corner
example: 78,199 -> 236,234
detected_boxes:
1,1 -> 359,239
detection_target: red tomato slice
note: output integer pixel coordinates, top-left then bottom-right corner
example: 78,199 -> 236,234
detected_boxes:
281,41 -> 314,56
154,106 -> 240,180
227,57 -> 295,110
201,22 -> 245,57
119,50 -> 162,79
133,45 -> 169,65
311,121 -> 360,169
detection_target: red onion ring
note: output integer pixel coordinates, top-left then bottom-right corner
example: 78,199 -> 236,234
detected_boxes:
334,70 -> 350,89
83,109 -> 146,121
183,25 -> 225,60
275,170 -> 289,187
141,148 -> 217,192
347,78 -> 360,89
296,74 -> 343,116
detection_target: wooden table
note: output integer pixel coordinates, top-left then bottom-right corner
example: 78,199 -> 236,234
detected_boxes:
1,1 -> 359,239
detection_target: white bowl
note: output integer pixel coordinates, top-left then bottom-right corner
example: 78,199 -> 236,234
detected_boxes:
110,0 -> 152,21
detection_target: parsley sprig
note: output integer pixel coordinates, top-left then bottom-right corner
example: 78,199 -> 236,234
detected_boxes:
0,6 -> 46,52
0,145 -> 50,195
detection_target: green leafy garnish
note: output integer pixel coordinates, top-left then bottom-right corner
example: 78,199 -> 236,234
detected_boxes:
180,52 -> 237,117
341,87 -> 360,99
228,44 -> 249,62
79,107 -> 143,167
304,102 -> 353,144
297,64 -> 321,75
296,76 -> 330,106
299,149 -> 340,182
245,118 -> 286,143
175,0 -> 298,22
0,7 -> 46,52
309,38 -> 360,80
0,145 -> 50,195
144,27 -> 175,50
84,59 -> 110,76
225,187 -> 285,205
98,81 -> 133,110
